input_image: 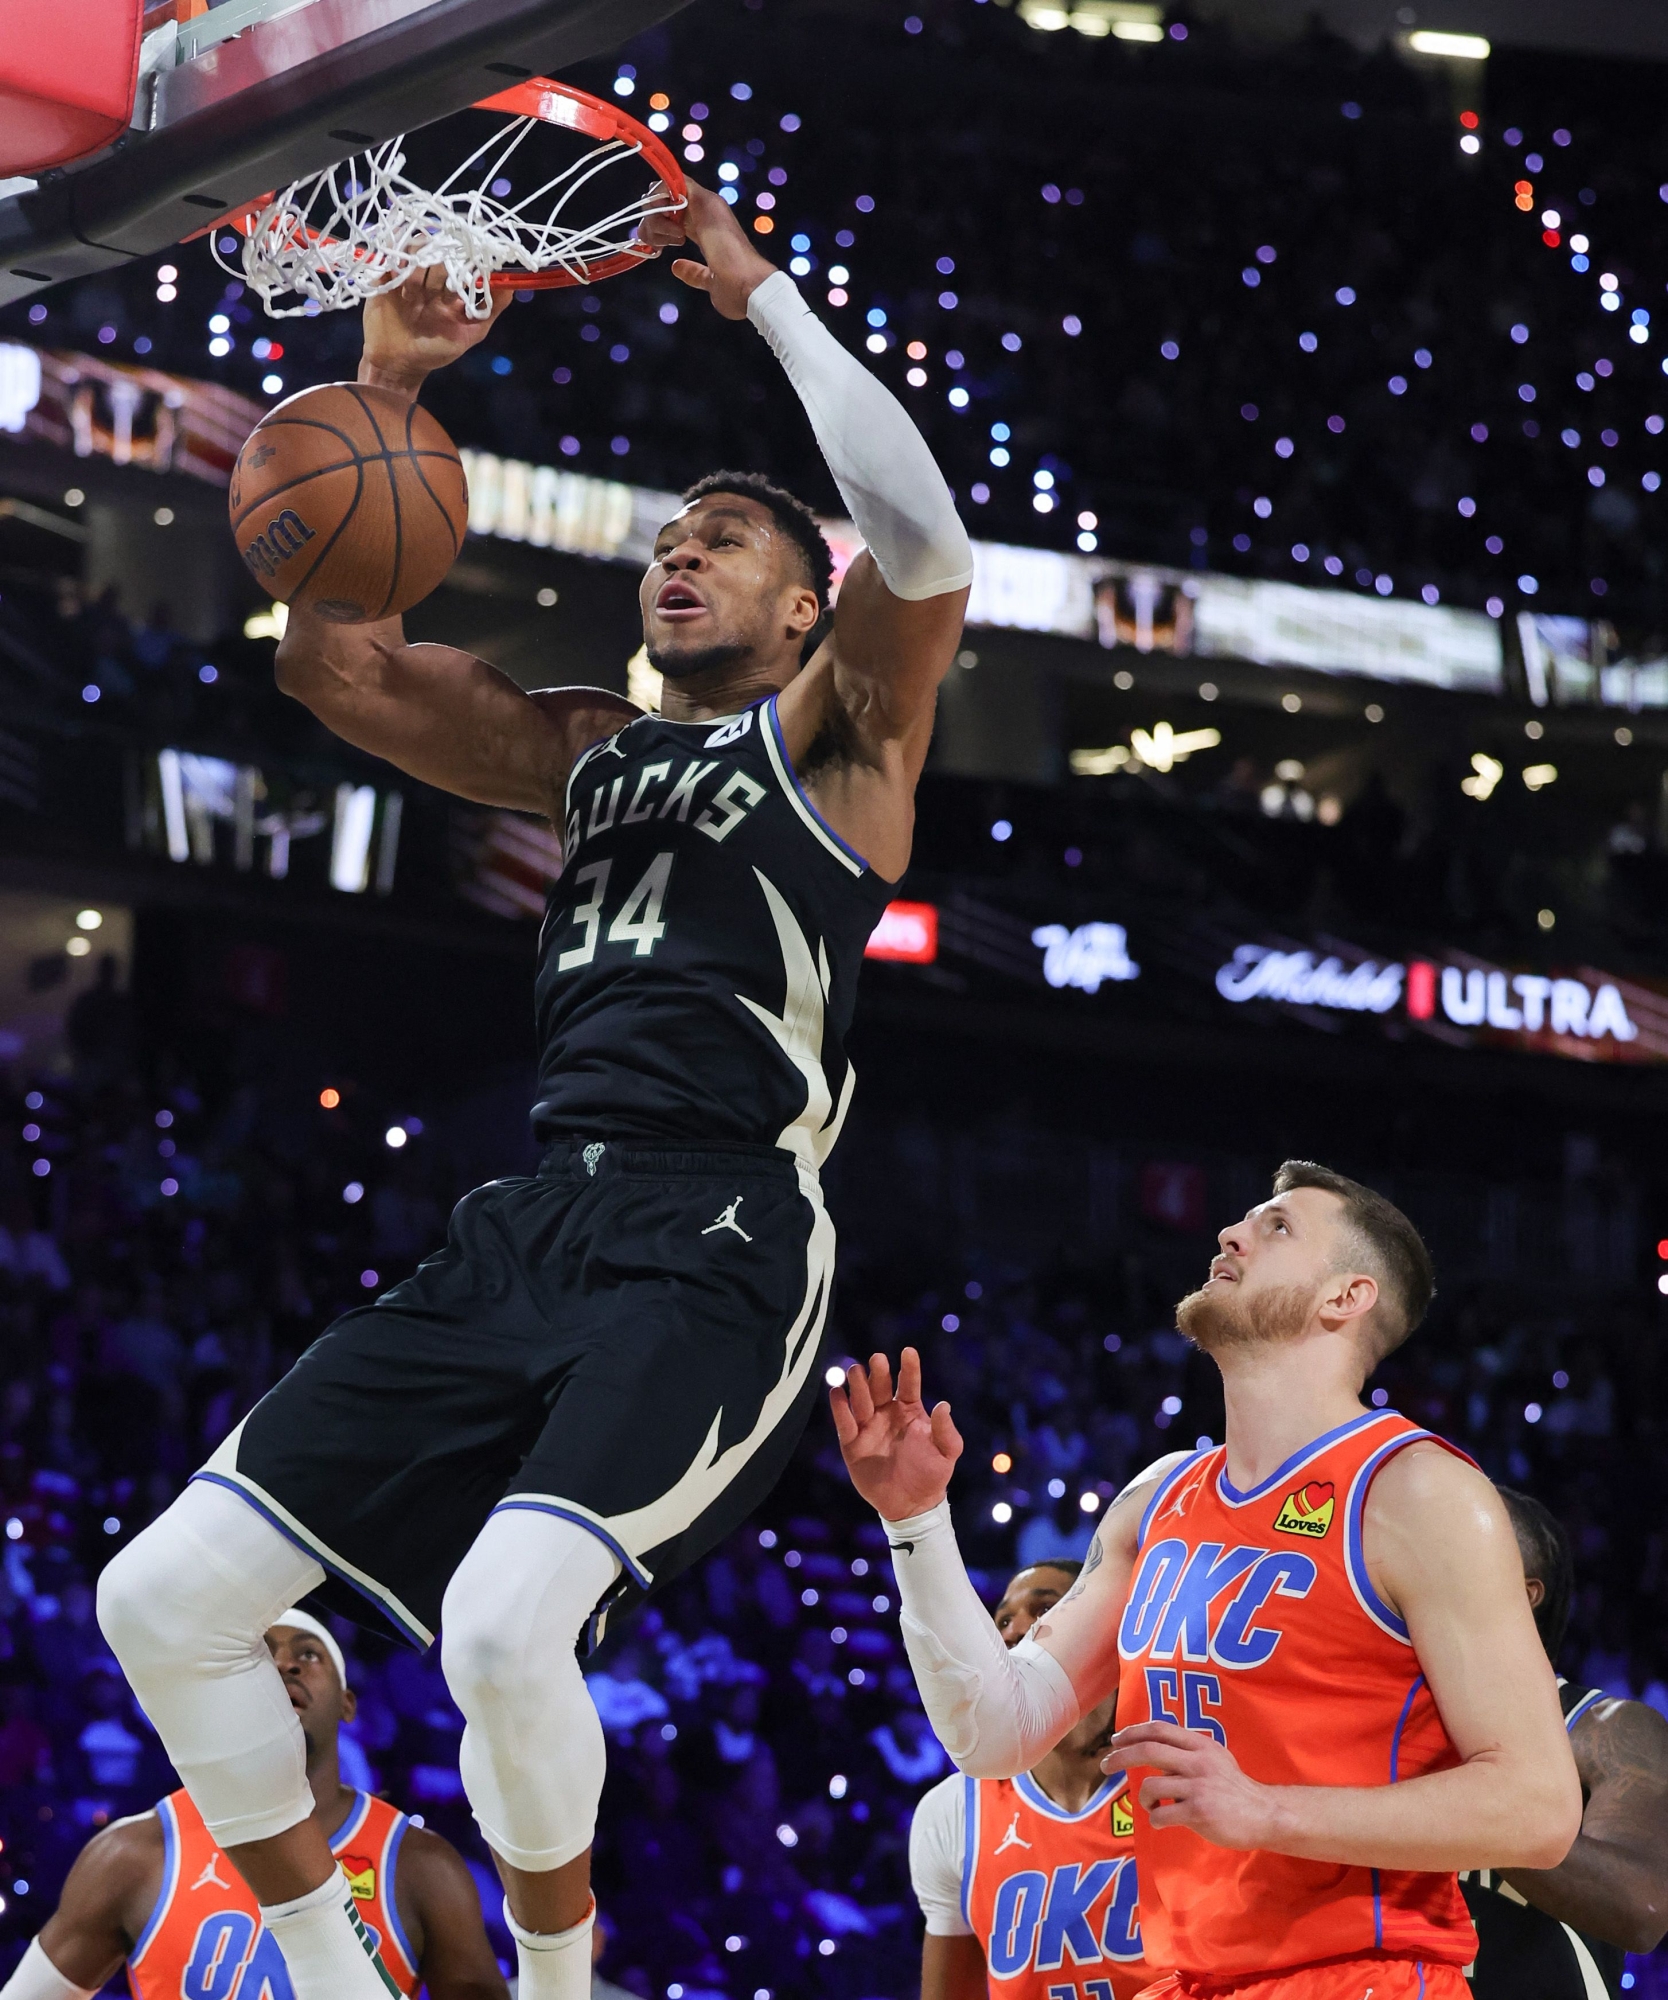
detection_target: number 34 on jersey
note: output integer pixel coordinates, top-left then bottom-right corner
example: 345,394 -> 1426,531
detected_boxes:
554,758 -> 769,969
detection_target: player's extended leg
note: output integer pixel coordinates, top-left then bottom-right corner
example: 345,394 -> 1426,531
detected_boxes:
441,1506 -> 620,2000
96,1480 -> 399,2000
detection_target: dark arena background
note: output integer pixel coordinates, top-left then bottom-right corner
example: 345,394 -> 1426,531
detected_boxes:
4,0 -> 1668,1992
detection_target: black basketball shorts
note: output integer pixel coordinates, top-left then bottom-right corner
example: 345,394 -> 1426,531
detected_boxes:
194,1138 -> 834,1649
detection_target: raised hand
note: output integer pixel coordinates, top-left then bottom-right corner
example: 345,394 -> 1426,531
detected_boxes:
1106,1720 -> 1277,1851
637,180 -> 778,321
359,266 -> 514,399
829,1347 -> 963,1522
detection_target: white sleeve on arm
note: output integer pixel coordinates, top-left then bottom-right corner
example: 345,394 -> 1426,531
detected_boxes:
747,269 -> 974,602
909,1773 -> 974,1937
0,1939 -> 100,2000
886,1501 -> 1080,1779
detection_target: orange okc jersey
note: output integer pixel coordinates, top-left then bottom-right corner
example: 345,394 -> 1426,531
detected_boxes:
964,1769 -> 1151,2000
129,1788 -> 419,2000
1116,1409 -> 1480,1979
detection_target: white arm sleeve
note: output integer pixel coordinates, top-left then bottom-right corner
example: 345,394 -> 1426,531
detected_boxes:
746,269 -> 974,602
0,1939 -> 101,2000
886,1501 -> 1080,1779
909,1773 -> 974,1937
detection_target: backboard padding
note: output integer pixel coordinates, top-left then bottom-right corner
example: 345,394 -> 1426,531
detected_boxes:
0,0 -> 692,306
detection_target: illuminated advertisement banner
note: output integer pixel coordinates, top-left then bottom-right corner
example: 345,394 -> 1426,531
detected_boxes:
459,449 -> 672,564
1190,574 -> 1502,695
1032,922 -> 1140,993
865,901 -> 939,964
451,446 -> 1505,694
1215,935 -> 1668,1064
143,750 -> 402,893
442,824 -> 1666,1070
7,350 -> 264,485
8,350 -> 1655,706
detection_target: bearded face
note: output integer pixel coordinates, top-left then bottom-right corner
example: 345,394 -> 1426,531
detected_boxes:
1175,1278 -> 1316,1354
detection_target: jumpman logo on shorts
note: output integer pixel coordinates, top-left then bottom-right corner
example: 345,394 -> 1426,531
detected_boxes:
993,1813 -> 1032,1855
701,1197 -> 753,1242
191,1854 -> 231,1892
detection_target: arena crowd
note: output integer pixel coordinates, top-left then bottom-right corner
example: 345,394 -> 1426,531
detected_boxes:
0,1040 -> 1663,1996
9,1 -> 1668,631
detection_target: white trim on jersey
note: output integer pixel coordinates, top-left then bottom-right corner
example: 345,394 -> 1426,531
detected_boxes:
1561,1684 -> 1607,1733
738,868 -> 857,1171
126,1800 -> 179,1971
1563,1924 -> 1613,2000
1012,1769 -> 1119,1823
194,1424 -> 434,1650
1463,1869 -> 1613,2000
495,1164 -> 835,1593
758,696 -> 867,878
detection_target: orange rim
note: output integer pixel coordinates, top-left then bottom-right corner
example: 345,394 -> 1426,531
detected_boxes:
206,78 -> 687,289
470,78 -> 687,289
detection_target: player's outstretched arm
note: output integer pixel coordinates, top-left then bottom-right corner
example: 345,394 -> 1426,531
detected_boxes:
392,1824 -> 510,2000
2,1816 -> 159,1998
647,184 -> 972,877
1496,1695 -> 1668,1953
1108,1444 -> 1582,1872
829,1349 -> 1143,1778
275,607 -> 636,818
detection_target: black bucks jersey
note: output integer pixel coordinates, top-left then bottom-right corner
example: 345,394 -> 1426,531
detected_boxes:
532,694 -> 894,1161
1460,1683 -> 1625,2000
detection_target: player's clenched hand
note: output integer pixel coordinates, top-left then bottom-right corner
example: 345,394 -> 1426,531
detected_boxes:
829,1347 -> 963,1522
639,180 -> 779,320
360,267 -> 513,396
1108,1721 -> 1277,1851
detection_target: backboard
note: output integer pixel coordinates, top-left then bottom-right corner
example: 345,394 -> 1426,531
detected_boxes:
0,0 -> 693,309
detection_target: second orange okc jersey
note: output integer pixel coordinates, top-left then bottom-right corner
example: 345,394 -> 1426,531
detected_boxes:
128,1787 -> 419,2000
1116,1409 -> 1480,1979
965,1769 -> 1152,2000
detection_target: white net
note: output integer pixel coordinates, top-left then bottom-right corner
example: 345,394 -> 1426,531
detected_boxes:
217,109 -> 685,318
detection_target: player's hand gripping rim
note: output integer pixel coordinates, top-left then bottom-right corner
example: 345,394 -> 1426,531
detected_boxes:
1106,1719 -> 1279,1851
636,179 -> 779,320
359,265 -> 515,399
829,1347 -> 964,1524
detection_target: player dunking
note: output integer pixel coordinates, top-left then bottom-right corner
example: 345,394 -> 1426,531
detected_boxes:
835,1161 -> 1583,2000
95,181 -> 971,2000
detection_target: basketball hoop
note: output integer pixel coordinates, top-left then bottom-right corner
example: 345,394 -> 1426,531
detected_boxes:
216,78 -> 687,319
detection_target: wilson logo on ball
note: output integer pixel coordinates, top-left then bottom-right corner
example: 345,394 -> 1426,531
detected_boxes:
1273,1481 -> 1335,1539
242,508 -> 317,579
227,382 -> 467,623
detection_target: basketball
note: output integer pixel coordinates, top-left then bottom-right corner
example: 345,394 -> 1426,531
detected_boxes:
228,383 -> 468,624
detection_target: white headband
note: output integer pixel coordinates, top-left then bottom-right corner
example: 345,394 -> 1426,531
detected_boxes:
270,1609 -> 349,1690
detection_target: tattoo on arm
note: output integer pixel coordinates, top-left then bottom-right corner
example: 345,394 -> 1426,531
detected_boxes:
1058,1528 -> 1105,1607
1577,1699 -> 1668,1823
1503,1699 -> 1668,1953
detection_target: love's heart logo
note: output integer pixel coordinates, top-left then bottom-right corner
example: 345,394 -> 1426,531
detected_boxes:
1274,1479 -> 1337,1539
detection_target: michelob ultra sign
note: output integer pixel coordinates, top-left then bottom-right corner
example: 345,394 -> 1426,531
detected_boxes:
1215,940 -> 1668,1065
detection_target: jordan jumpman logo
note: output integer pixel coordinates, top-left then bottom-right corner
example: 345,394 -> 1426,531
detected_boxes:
993,1814 -> 1032,1856
191,1854 -> 231,1891
701,1198 -> 753,1242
